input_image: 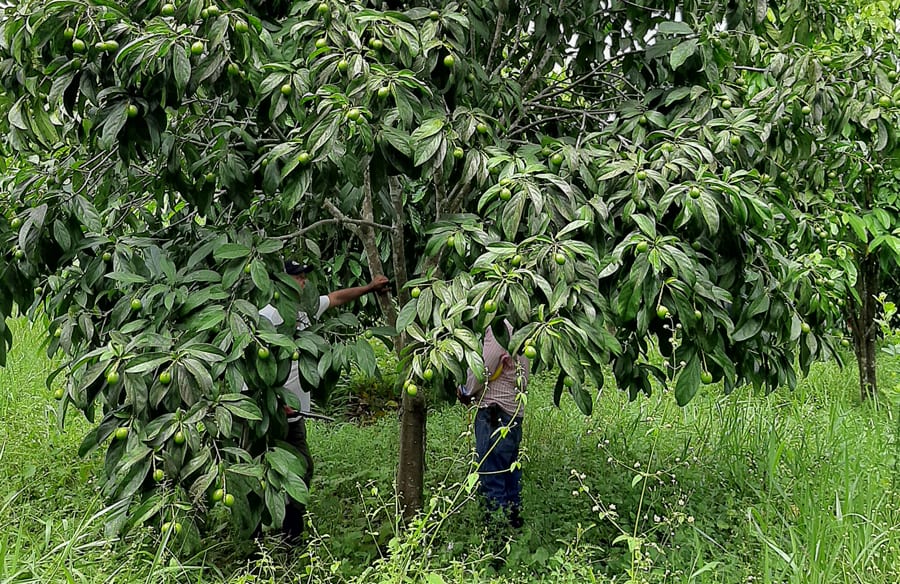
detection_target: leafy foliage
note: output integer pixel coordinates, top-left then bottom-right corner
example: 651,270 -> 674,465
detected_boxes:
1,0 -> 896,532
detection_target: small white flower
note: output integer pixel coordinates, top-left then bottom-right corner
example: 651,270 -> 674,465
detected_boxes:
592,505 -> 600,512
609,504 -> 616,511
634,461 -> 641,468
572,490 -> 579,496
607,457 -> 613,463
654,515 -> 661,523
687,516 -> 694,523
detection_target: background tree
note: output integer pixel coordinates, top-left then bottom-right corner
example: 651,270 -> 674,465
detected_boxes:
0,0 -> 885,535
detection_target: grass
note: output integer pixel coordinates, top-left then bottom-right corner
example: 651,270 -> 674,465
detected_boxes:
1,315 -> 899,582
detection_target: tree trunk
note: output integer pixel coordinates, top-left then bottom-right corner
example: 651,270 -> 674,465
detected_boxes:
387,175 -> 426,519
850,252 -> 879,401
397,391 -> 426,519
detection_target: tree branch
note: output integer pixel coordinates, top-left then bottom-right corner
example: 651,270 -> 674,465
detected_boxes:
275,207 -> 393,241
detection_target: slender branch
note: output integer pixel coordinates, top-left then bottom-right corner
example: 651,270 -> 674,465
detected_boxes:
486,13 -> 506,73
275,208 -> 393,241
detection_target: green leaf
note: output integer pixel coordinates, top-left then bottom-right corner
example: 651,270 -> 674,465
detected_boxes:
658,21 -> 693,35
670,39 -> 698,70
674,353 -> 701,406
100,102 -> 129,149
223,397 -> 263,421
214,243 -> 252,261
173,46 -> 191,97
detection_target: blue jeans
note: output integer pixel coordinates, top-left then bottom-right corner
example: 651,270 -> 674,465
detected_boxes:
475,406 -> 523,511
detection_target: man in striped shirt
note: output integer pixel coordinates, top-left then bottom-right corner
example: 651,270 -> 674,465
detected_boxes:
459,320 -> 530,528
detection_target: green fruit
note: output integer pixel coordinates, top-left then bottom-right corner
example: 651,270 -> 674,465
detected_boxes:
33,286 -> 42,295
173,430 -> 185,445
499,187 -> 512,201
443,54 -> 455,68
174,522 -> 182,534
563,376 -> 575,388
273,291 -> 280,300
347,108 -> 361,121
511,254 -> 522,267
257,346 -> 270,360
821,55 -> 832,66
71,39 -> 86,53
760,173 -> 771,184
281,83 -> 292,96
423,368 -> 434,381
476,122 -> 488,134
879,95 -> 892,108
131,298 -> 143,311
889,71 -> 899,82
10,217 -> 21,229
63,27 -> 75,40
721,99 -> 732,110
377,86 -> 390,99
523,345 -> 538,360
800,322 -> 811,334
106,370 -> 120,385
483,299 -> 498,313
298,151 -> 311,165
153,469 -> 164,482
656,305 -> 669,319
368,38 -> 383,50
690,186 -> 701,198
211,488 -> 224,502
638,115 -> 648,125
364,329 -> 373,339
635,170 -> 647,181
115,427 -> 129,440
99,251 -> 112,262
317,2 -> 329,16
635,241 -> 649,254
700,371 -> 713,384
104,40 -> 119,51
243,263 -> 252,274
291,351 -> 300,361
828,171 -> 837,179
729,135 -> 742,146
694,309 -> 702,320
315,38 -> 328,49
541,146 -> 552,158
162,522 -> 171,532
200,8 -> 208,18
204,172 -> 215,183
337,59 -> 348,72
550,153 -> 564,166
446,235 -> 456,248
190,41 -> 204,56
125,103 -> 138,118
864,166 -> 874,175
159,371 -> 172,385
554,252 -> 567,265
801,105 -> 812,115
234,19 -> 249,33
53,388 -> 65,400
452,147 -> 464,160
406,384 -> 418,396
410,287 -> 421,299
14,249 -> 25,260
53,328 -> 62,338
207,5 -> 220,16
841,339 -> 850,348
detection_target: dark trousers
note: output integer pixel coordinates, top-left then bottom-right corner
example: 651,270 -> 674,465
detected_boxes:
475,406 -> 523,514
283,417 -> 314,539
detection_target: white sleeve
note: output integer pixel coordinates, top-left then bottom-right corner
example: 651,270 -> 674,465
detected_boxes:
258,304 -> 284,326
315,295 -> 330,319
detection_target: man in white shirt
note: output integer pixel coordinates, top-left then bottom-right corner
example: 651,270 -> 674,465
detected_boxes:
261,260 -> 389,539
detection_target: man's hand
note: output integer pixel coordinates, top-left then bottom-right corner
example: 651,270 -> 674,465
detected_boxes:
368,274 -> 390,293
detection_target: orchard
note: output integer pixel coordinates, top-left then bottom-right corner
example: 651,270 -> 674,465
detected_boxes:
0,0 -> 898,541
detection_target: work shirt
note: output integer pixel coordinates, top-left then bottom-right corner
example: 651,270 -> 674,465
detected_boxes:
464,322 -> 530,418
258,295 -> 329,417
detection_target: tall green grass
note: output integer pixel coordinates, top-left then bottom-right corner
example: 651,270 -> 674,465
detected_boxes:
1,315 -> 898,583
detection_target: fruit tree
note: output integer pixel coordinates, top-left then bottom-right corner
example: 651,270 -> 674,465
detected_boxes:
0,0 -> 884,534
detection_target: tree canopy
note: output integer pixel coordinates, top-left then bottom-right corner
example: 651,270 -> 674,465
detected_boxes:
1,0 -> 897,533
